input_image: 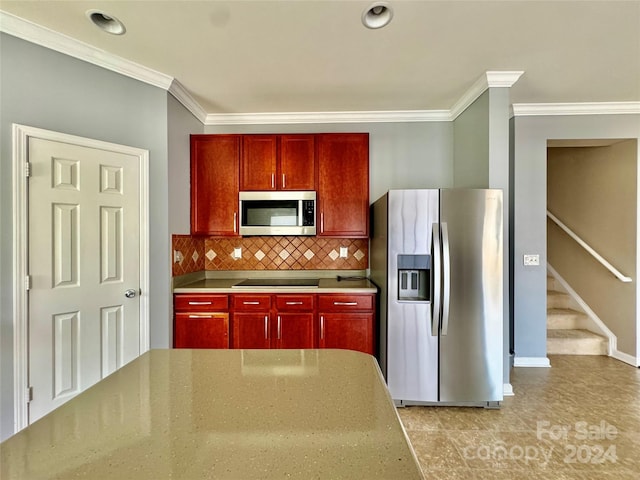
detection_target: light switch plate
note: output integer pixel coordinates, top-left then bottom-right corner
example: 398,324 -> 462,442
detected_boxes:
233,247 -> 242,259
340,246 -> 348,258
523,254 -> 540,266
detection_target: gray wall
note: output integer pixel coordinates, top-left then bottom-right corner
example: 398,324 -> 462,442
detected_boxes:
511,114 -> 640,362
0,33 -> 173,441
168,95 -> 203,235
453,91 -> 490,187
204,122 -> 455,204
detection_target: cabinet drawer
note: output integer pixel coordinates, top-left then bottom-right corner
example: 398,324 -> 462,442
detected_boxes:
175,294 -> 229,312
318,294 -> 373,312
233,294 -> 271,311
275,294 -> 315,311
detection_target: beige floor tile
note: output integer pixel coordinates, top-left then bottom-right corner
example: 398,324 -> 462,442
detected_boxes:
398,355 -> 640,479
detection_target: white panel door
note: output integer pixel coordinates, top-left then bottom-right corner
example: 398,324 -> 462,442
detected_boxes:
28,137 -> 141,423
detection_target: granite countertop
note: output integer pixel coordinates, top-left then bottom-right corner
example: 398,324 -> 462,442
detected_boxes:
174,275 -> 378,294
1,349 -> 424,480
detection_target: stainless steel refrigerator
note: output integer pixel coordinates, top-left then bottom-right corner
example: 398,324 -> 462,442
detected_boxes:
370,189 -> 503,407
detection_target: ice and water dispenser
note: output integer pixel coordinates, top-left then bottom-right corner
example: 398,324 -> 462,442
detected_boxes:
397,254 -> 431,302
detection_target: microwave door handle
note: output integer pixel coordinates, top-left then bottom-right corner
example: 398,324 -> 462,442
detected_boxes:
298,200 -> 303,227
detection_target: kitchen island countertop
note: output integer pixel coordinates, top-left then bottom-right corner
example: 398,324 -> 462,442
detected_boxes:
1,349 -> 424,479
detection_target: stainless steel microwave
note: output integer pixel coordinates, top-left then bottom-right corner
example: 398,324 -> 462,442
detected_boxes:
239,191 -> 316,236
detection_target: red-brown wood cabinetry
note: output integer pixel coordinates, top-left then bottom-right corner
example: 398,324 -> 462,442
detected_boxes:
318,294 -> 375,355
316,133 -> 369,238
232,294 -> 272,349
174,292 -> 375,355
190,135 -> 240,236
240,134 -> 315,191
174,294 -> 230,348
232,294 -> 315,349
273,294 -> 316,349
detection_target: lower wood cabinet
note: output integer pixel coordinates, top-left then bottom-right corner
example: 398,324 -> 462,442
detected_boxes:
232,294 -> 315,349
175,312 -> 229,349
233,312 -> 271,349
318,294 -> 375,355
174,292 -> 375,355
174,294 -> 230,348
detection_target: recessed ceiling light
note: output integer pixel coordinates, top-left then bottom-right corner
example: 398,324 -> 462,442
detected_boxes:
362,2 -> 394,29
86,9 -> 126,35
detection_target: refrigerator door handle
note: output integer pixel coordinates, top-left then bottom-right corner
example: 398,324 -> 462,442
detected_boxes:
431,223 -> 441,336
441,222 -> 451,336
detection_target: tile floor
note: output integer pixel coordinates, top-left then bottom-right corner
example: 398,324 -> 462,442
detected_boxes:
397,355 -> 640,479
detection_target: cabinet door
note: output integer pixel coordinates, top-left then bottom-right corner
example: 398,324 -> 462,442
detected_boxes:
317,133 -> 369,237
191,135 -> 239,236
233,313 -> 271,349
175,313 -> 229,349
319,313 -> 375,355
241,135 -> 277,191
279,135 -> 315,190
274,313 -> 315,349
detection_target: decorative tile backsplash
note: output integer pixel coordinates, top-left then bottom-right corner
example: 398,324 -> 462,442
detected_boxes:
172,235 -> 368,276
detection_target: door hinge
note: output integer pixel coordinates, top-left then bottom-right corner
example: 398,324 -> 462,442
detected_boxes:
27,386 -> 33,403
25,275 -> 31,290
25,162 -> 31,178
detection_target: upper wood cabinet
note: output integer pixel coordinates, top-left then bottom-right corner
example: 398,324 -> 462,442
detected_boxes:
240,134 -> 315,191
317,133 -> 369,238
191,135 -> 240,236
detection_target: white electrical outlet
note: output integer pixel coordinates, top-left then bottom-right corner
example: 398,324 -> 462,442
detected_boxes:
340,246 -> 348,258
233,247 -> 242,259
523,254 -> 540,266
173,250 -> 184,263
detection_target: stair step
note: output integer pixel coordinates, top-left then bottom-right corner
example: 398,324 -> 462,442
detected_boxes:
547,329 -> 608,355
547,308 -> 589,329
547,290 -> 573,309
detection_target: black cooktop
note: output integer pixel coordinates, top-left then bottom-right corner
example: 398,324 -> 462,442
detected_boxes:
232,278 -> 319,288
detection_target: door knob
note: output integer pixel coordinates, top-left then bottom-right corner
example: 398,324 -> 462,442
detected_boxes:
124,289 -> 137,298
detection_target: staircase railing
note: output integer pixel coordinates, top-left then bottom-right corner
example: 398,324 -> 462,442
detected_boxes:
547,210 -> 632,283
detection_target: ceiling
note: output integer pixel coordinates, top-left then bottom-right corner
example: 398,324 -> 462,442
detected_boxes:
1,0 -> 639,117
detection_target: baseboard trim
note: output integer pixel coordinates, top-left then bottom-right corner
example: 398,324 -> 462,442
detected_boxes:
611,349 -> 638,367
503,383 -> 515,396
513,356 -> 551,368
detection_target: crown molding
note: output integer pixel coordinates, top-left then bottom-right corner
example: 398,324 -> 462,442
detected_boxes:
203,109 -> 451,125
0,10 -> 173,90
450,70 -> 524,120
168,80 -> 208,123
512,102 -> 640,116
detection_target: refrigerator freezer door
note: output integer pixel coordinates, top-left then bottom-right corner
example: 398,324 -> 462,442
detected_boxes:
438,189 -> 503,403
386,190 -> 439,403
